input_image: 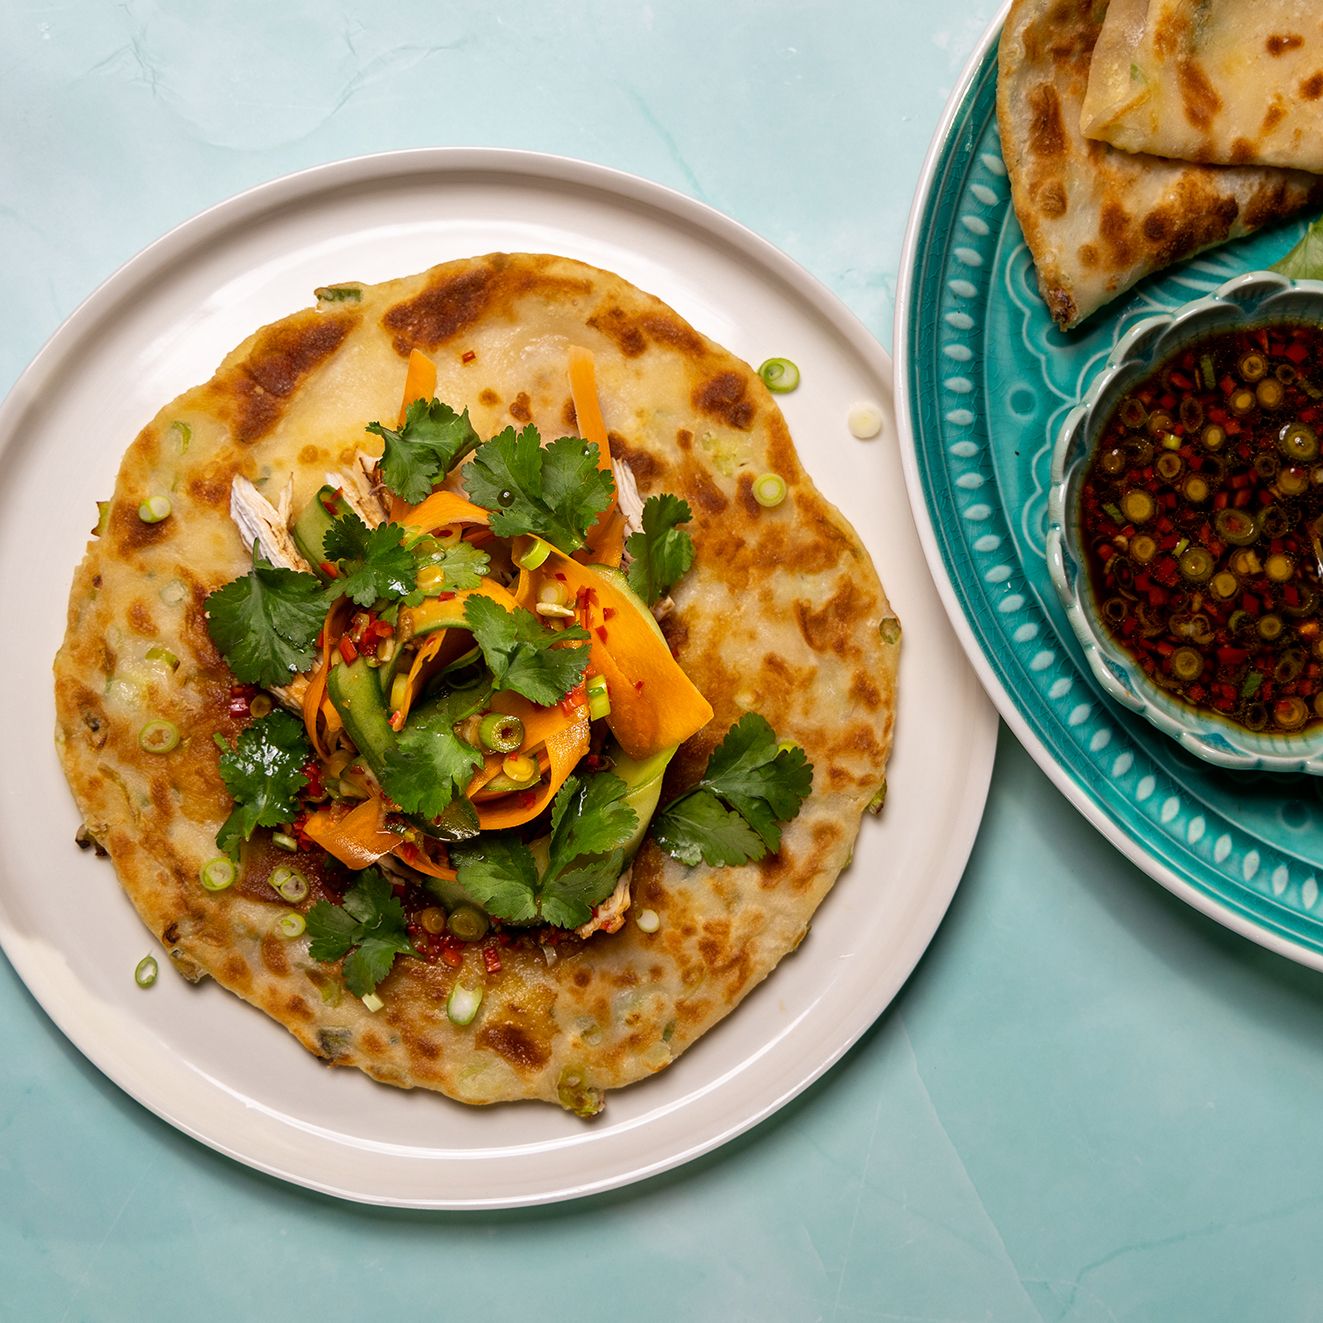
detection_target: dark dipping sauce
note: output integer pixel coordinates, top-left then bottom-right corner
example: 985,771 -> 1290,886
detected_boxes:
1078,320 -> 1323,736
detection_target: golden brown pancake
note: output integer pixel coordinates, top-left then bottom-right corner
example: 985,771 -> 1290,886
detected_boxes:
53,253 -> 899,1112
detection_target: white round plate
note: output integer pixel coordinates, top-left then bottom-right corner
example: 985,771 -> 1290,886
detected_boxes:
0,149 -> 995,1208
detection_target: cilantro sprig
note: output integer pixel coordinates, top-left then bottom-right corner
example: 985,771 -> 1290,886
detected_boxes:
463,594 -> 589,705
412,539 -> 489,595
366,398 -> 480,504
625,493 -> 696,604
214,709 -> 311,858
653,714 -> 813,867
1272,217 -> 1323,281
204,542 -> 327,687
463,424 -> 615,553
306,870 -> 417,997
453,772 -> 638,929
323,512 -> 417,607
379,688 -> 487,822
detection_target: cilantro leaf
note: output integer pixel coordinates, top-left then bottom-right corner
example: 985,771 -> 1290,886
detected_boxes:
698,712 -> 813,852
205,542 -> 327,687
214,710 -> 311,858
462,425 -> 615,553
651,791 -> 766,867
305,869 -> 416,997
411,540 -> 489,596
322,513 -> 416,607
464,593 -> 590,705
540,852 -> 626,929
366,398 -> 481,504
546,773 -> 637,884
625,493 -> 696,605
379,701 -> 484,822
653,714 -> 813,867
451,836 -> 540,924
1272,217 -> 1323,281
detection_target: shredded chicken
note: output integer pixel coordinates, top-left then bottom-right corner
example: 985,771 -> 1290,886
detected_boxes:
230,476 -> 312,573
613,457 -> 646,539
329,452 -> 389,527
575,864 -> 633,939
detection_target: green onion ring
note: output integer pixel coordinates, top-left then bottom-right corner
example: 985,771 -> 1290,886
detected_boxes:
275,912 -> 306,939
137,494 -> 172,523
134,955 -> 159,987
268,866 -> 310,904
138,719 -> 180,753
752,473 -> 788,508
758,357 -> 800,393
447,982 -> 484,1026
477,712 -> 524,754
199,856 -> 237,891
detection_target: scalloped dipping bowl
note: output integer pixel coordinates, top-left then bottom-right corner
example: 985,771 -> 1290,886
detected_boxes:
1047,270 -> 1323,774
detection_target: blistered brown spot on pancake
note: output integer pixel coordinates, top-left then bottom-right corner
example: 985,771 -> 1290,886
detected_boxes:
1177,59 -> 1221,133
127,600 -> 156,637
1027,82 -> 1066,157
214,312 -> 356,446
1268,34 -> 1305,56
299,444 -> 321,464
479,388 -> 499,406
1302,73 -> 1323,102
612,436 -> 661,483
108,501 -> 170,555
262,937 -> 290,977
478,1023 -> 550,1071
1035,179 -> 1068,219
693,371 -> 756,430
509,391 -> 532,422
586,305 -> 646,357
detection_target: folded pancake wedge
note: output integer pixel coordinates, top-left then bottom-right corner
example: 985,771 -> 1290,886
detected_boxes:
1081,0 -> 1323,172
998,0 -> 1323,330
53,253 -> 899,1114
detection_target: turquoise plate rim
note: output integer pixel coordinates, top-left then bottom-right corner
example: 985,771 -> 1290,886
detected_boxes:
893,2 -> 1323,972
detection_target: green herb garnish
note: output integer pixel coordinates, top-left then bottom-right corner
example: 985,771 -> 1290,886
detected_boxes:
653,713 -> 813,867
463,424 -> 615,553
322,512 -> 416,607
463,594 -> 590,705
214,710 -> 311,858
306,870 -> 417,997
1271,217 -> 1323,282
625,493 -> 696,605
204,542 -> 327,687
366,398 -> 481,505
453,772 -> 638,928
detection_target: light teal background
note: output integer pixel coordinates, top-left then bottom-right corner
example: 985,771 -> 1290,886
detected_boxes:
5,4 -> 1323,1320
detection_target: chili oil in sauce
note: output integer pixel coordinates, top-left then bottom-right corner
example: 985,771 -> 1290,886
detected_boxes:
1078,321 -> 1323,736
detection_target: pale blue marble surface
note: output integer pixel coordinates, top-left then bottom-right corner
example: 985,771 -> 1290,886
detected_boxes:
5,4 -> 1323,1320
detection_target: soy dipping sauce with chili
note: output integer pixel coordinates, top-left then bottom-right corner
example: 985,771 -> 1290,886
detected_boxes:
1079,320 -> 1323,735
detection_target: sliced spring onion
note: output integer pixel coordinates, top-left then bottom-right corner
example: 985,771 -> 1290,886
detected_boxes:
478,711 -> 524,753
269,866 -> 309,903
159,578 -> 188,606
635,908 -> 661,934
199,856 -> 237,891
447,905 -> 489,942
516,537 -> 552,570
138,719 -> 180,753
501,752 -> 538,784
145,644 -> 180,670
249,694 -> 273,718
170,420 -> 192,453
134,955 -> 159,987
275,912 -> 306,939
758,357 -> 800,393
752,472 -> 788,508
137,494 -> 172,524
447,982 -> 484,1026
94,500 -> 111,536
314,283 -> 363,303
847,401 -> 884,439
361,992 -> 385,1013
587,673 -> 611,720
534,601 -> 576,619
419,906 -> 448,935
271,831 -> 299,852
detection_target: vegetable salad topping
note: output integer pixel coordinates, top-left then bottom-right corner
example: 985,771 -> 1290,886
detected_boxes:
199,350 -> 812,1001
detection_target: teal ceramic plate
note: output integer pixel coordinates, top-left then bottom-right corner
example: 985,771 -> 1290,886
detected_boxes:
895,6 -> 1323,969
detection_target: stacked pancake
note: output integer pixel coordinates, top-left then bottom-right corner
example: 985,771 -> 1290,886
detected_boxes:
1000,1 -> 1323,329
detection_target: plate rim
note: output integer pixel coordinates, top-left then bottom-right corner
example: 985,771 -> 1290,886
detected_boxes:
0,146 -> 998,1206
892,5 -> 1323,973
